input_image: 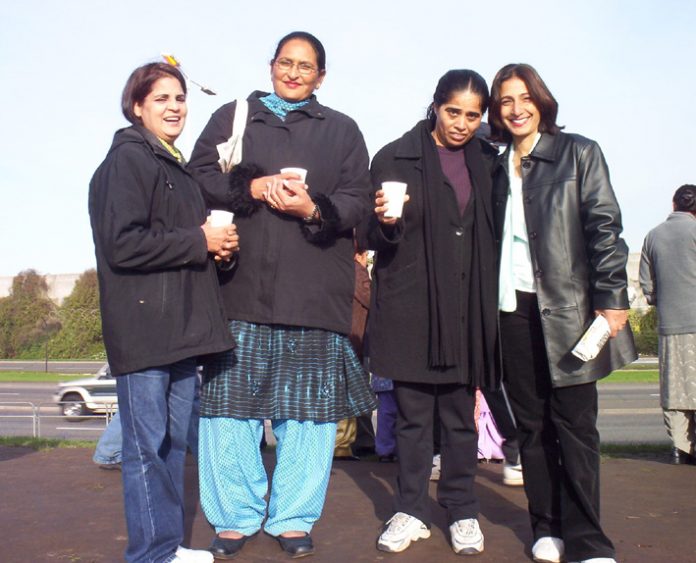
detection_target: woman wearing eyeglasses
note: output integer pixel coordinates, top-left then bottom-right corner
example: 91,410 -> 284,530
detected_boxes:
488,63 -> 636,563
188,31 -> 376,560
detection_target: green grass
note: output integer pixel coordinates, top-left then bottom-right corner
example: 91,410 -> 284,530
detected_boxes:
600,369 -> 658,384
0,436 -> 96,450
0,371 -> 91,382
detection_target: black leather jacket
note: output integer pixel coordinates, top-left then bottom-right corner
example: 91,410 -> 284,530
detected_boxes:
492,132 -> 636,387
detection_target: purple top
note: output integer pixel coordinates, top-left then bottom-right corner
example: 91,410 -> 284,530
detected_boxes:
437,145 -> 472,216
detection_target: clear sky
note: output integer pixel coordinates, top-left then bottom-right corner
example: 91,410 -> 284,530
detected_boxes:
1,0 -> 693,276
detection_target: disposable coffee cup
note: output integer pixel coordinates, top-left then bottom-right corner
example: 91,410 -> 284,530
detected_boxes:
381,181 -> 408,218
208,209 -> 234,227
280,167 -> 308,183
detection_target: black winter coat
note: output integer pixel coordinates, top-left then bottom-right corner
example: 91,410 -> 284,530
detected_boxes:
189,92 -> 371,335
492,132 -> 637,387
88,126 -> 234,376
362,121 -> 500,386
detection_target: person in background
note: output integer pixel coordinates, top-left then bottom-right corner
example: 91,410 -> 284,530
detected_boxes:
334,244 -> 373,460
489,63 -> 636,563
639,184 -> 696,465
363,69 -> 500,556
88,62 -> 237,563
93,372 -> 202,469
372,372 -> 397,463
188,31 -> 376,560
481,386 -> 522,486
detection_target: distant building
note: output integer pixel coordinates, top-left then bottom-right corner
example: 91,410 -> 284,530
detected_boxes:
0,273 -> 81,305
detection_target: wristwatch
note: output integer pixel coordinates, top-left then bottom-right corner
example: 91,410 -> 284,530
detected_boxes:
303,203 -> 320,224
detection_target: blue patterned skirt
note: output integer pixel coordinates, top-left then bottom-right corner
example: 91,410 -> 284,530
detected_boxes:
200,320 -> 377,422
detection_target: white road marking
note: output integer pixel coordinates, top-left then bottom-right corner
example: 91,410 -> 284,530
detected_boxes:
55,426 -> 103,432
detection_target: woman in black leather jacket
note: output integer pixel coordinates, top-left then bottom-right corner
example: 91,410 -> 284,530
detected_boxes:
488,63 -> 636,563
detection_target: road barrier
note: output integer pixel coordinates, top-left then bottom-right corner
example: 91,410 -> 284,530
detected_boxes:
0,401 -> 117,438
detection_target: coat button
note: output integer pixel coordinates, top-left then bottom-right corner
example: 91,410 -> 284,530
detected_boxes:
461,272 -> 466,280
522,160 -> 531,169
529,231 -> 537,239
541,308 -> 551,316
535,269 -> 544,278
455,229 -> 463,236
524,196 -> 532,204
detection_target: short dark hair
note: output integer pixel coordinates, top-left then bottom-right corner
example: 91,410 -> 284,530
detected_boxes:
426,69 -> 489,127
489,63 -> 561,143
272,31 -> 326,72
121,63 -> 187,124
673,184 -> 696,213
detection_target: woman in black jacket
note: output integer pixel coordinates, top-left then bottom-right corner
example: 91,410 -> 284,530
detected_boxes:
488,63 -> 636,563
363,69 -> 500,556
188,32 -> 376,560
88,63 -> 237,563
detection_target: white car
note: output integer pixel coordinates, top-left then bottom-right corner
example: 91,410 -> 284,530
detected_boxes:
53,364 -> 118,421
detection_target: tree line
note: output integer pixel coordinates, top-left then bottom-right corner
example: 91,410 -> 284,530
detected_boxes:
0,269 -> 105,359
0,268 -> 659,360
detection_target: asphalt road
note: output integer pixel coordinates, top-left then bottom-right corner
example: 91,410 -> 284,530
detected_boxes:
0,381 -> 668,445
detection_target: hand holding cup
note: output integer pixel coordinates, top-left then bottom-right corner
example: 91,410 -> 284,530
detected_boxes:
375,181 -> 409,225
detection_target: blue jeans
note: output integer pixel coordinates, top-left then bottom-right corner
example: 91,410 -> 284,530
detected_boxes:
93,411 -> 122,465
94,379 -> 201,465
116,359 -> 197,563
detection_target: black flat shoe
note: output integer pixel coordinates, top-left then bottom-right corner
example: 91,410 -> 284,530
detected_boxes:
671,447 -> 693,465
209,532 -> 257,559
273,532 -> 315,558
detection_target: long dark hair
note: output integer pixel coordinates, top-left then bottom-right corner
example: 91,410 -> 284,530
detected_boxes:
426,69 -> 489,127
121,63 -> 186,125
488,63 -> 562,143
272,31 -> 326,72
674,184 -> 696,213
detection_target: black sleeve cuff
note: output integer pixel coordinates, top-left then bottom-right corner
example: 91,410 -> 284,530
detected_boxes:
300,193 -> 341,245
228,164 -> 265,216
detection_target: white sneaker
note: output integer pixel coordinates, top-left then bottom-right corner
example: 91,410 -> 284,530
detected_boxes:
430,454 -> 441,481
532,536 -> 565,563
503,463 -> 524,486
449,518 -> 484,555
569,559 -> 616,563
173,545 -> 214,562
377,512 -> 431,552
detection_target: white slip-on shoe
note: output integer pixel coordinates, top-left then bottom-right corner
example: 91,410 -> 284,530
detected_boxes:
377,512 -> 431,553
503,462 -> 524,486
532,536 -> 565,563
173,545 -> 214,562
449,518 -> 484,555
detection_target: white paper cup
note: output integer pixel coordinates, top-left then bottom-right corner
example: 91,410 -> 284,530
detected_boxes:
381,181 -> 408,218
208,209 -> 234,227
280,167 -> 308,183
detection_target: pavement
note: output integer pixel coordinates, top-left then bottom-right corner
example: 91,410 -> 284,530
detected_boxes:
2,446 -> 695,563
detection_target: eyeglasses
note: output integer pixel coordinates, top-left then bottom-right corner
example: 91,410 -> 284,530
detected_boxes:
274,58 -> 318,76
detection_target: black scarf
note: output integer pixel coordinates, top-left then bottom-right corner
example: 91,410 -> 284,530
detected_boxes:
419,123 -> 499,388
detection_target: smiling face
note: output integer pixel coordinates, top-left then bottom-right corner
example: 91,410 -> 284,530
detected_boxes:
271,38 -> 325,102
431,90 -> 483,149
133,76 -> 187,143
498,76 -> 541,146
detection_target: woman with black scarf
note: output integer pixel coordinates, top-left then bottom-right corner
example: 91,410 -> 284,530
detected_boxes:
361,69 -> 500,556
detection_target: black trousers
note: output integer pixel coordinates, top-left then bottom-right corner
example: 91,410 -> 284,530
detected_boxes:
393,381 -> 478,526
500,291 -> 614,561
